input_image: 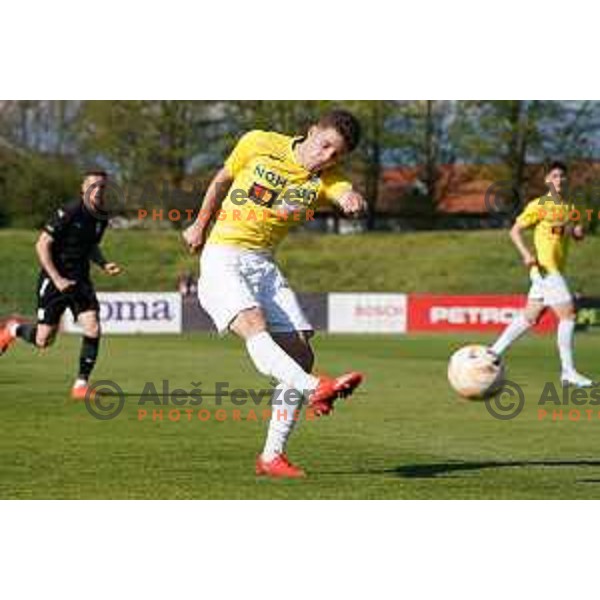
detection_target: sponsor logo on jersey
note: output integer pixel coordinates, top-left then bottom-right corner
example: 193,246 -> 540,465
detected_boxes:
288,186 -> 317,204
254,165 -> 288,188
248,182 -> 279,208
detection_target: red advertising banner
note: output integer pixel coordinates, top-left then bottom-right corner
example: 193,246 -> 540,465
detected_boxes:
407,294 -> 557,333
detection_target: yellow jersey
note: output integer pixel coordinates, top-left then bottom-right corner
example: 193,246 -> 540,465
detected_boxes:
515,196 -> 578,275
206,130 -> 352,251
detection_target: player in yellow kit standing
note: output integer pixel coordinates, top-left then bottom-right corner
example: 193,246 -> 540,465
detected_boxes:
183,110 -> 366,478
489,161 -> 594,387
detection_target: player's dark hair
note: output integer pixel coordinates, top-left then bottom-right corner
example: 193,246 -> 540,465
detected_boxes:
546,160 -> 568,174
84,168 -> 108,178
317,109 -> 361,153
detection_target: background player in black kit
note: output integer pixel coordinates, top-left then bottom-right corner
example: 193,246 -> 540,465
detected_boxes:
0,170 -> 122,399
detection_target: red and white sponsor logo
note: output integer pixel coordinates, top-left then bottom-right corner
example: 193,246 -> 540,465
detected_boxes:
408,295 -> 556,333
431,305 -> 519,325
328,293 -> 407,333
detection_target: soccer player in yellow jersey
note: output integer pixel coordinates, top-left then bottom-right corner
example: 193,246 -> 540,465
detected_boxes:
490,161 -> 593,387
183,110 -> 366,477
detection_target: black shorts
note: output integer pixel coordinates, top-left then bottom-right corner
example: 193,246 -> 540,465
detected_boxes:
36,274 -> 99,326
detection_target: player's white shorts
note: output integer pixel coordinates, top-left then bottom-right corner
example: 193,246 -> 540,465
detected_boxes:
197,244 -> 312,334
527,271 -> 572,307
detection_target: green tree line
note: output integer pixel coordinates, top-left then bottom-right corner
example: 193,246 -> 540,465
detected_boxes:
1,100 -> 599,229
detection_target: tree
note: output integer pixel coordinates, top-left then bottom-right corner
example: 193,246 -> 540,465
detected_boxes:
77,101 -> 226,222
0,101 -> 81,226
457,101 -> 600,202
332,101 -> 409,229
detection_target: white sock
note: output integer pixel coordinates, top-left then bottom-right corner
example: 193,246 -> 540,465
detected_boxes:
8,322 -> 19,337
490,314 -> 531,355
557,318 -> 575,374
73,378 -> 88,388
262,383 -> 302,460
246,331 -> 318,394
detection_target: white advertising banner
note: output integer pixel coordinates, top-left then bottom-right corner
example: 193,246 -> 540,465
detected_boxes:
62,292 -> 182,334
328,293 -> 408,333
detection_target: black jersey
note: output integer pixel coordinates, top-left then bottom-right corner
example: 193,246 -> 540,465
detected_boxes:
42,200 -> 108,280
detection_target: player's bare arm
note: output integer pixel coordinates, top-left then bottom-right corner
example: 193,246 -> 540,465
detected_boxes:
182,166 -> 233,253
35,231 -> 75,293
509,222 -> 537,269
90,244 -> 122,276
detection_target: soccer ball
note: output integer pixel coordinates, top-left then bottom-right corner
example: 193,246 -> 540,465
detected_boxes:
447,344 -> 505,399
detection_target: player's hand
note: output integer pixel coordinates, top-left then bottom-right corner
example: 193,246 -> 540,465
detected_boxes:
522,252 -> 538,269
182,222 -> 207,254
338,191 -> 367,218
54,276 -> 76,293
572,224 -> 585,241
103,262 -> 123,276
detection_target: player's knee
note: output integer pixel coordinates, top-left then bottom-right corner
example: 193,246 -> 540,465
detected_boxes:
524,314 -> 539,327
553,303 -> 576,321
83,321 -> 101,338
231,308 -> 267,338
524,306 -> 543,326
562,307 -> 577,321
35,334 -> 54,349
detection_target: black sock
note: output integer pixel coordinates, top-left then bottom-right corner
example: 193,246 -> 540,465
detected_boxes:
78,336 -> 100,380
16,323 -> 37,345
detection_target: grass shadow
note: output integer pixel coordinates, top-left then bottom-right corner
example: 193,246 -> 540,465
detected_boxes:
393,459 -> 600,479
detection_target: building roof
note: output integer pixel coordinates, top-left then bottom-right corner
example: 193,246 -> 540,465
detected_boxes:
379,162 -> 600,214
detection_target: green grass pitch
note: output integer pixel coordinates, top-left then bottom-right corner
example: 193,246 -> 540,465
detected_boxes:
2,331 -> 600,499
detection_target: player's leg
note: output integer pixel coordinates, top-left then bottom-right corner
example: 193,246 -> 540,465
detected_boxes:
552,301 -> 578,377
258,331 -> 314,475
0,320 -> 57,353
548,289 -> 592,387
490,273 -> 546,356
198,246 -> 319,394
0,275 -> 64,354
253,261 -> 362,477
229,308 -> 320,395
17,322 -> 40,345
229,290 -> 362,415
34,324 -> 58,348
490,300 -> 543,356
198,246 -> 362,443
72,310 -> 101,395
70,283 -> 102,399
